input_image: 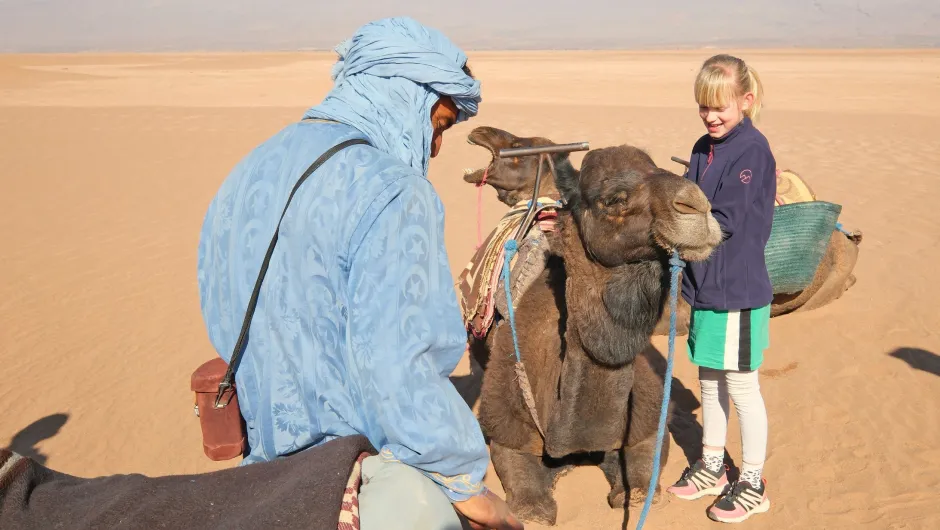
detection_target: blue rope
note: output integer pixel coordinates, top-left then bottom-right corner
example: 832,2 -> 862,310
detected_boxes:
502,239 -> 522,362
636,249 -> 686,530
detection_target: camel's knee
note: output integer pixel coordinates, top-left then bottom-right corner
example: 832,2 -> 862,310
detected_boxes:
625,433 -> 669,487
490,443 -> 558,525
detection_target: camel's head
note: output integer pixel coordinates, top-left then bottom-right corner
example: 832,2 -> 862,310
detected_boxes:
556,145 -> 722,267
463,126 -> 564,206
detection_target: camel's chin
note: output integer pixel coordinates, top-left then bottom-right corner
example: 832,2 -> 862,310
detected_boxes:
654,216 -> 722,263
677,245 -> 717,263
463,167 -> 487,185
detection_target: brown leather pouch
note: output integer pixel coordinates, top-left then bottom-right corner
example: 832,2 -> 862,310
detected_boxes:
191,357 -> 247,461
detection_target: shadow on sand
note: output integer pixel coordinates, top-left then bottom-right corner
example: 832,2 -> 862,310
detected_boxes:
3,413 -> 70,465
889,347 -> 940,377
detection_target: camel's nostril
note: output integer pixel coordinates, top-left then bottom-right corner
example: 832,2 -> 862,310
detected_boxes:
673,199 -> 705,215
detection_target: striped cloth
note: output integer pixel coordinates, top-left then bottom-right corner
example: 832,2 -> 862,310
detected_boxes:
456,197 -> 560,338
338,452 -> 370,530
687,305 -> 771,371
0,449 -> 31,492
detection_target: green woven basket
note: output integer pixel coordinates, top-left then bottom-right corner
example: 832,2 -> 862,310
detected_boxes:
765,201 -> 842,294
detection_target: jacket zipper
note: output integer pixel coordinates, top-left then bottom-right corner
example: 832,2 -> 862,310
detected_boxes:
701,144 -> 715,180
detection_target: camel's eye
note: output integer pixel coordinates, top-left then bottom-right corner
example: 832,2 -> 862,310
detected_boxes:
603,193 -> 628,208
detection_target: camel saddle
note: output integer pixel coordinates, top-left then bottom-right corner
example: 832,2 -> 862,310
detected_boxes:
774,168 -> 862,243
456,197 -> 560,338
775,168 -> 817,205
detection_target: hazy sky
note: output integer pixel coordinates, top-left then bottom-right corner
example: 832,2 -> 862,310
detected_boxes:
1,1 -> 938,52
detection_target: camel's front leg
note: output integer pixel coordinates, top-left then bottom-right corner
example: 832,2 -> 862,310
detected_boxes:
490,442 -> 558,526
624,352 -> 671,508
623,434 -> 668,507
598,449 -> 628,509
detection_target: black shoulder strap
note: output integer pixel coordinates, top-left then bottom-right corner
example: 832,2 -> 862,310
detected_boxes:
214,137 -> 371,408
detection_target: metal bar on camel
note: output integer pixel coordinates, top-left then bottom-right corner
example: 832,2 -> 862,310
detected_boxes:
512,154 -> 545,242
498,142 -> 590,158
670,156 -> 690,167
500,140 -> 589,245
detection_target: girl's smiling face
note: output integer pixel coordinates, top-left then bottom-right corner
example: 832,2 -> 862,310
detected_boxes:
699,92 -> 753,139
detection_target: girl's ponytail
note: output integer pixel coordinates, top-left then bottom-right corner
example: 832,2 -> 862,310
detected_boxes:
744,65 -> 764,123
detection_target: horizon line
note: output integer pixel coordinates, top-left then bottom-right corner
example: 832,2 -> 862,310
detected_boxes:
3,44 -> 939,56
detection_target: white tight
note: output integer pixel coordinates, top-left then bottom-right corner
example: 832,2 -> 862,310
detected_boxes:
699,367 -> 768,467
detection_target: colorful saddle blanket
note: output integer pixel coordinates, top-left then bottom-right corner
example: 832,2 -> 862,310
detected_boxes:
456,197 -> 560,338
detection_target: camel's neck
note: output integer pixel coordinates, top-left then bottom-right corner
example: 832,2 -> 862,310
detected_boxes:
542,159 -> 576,201
552,212 -> 668,367
516,159 -> 575,204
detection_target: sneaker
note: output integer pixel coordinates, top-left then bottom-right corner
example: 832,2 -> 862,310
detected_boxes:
707,477 -> 770,523
666,459 -> 729,500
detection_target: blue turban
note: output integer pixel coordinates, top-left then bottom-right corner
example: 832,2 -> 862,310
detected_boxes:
303,17 -> 482,175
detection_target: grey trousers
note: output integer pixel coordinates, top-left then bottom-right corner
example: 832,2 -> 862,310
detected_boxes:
358,456 -> 468,530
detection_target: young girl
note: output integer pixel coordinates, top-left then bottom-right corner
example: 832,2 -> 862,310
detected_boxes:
665,54 -> 776,524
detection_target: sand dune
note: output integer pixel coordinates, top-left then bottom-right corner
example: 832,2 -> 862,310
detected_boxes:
2,50 -> 939,529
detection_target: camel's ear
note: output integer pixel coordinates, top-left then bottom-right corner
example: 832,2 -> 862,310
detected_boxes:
554,156 -> 581,208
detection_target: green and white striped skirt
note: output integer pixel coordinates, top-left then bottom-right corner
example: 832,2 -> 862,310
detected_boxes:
686,305 -> 770,371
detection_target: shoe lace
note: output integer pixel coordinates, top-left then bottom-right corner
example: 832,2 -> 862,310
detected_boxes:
719,479 -> 749,502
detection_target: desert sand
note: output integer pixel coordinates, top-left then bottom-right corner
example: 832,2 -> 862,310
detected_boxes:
2,50 -> 939,529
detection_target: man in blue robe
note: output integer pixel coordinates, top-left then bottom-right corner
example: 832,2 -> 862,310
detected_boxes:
197,16 -> 522,530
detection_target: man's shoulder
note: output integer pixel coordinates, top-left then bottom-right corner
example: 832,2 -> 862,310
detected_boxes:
346,149 -> 434,209
284,122 -> 432,206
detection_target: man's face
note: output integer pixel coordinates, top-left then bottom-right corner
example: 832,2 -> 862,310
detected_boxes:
430,96 -> 459,158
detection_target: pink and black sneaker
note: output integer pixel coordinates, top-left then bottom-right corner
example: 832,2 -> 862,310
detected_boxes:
666,459 -> 729,500
707,477 -> 771,523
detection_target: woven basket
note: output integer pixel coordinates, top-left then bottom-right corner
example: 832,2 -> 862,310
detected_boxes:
765,201 -> 842,294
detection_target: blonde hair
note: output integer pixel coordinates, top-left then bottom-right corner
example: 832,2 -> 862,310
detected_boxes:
694,54 -> 764,123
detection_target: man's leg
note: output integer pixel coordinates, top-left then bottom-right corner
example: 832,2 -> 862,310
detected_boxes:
358,455 -> 466,530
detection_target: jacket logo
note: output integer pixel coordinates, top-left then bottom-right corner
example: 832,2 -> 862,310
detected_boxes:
739,169 -> 752,184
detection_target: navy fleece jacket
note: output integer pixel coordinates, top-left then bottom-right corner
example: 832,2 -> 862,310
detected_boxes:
681,117 -> 777,311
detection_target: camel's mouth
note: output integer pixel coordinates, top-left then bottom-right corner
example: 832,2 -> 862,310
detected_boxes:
463,129 -> 503,185
654,212 -> 723,263
463,166 -> 489,185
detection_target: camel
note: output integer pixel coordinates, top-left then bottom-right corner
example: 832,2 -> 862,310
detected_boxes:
475,143 -> 724,525
461,126 -> 862,336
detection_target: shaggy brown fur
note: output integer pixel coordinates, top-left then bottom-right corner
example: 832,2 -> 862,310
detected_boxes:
464,126 -> 862,337
477,144 -> 722,525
